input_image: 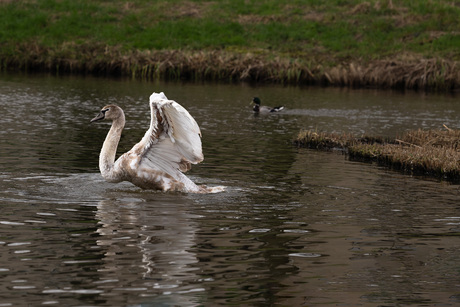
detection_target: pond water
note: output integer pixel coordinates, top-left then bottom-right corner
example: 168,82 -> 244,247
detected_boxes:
0,73 -> 459,306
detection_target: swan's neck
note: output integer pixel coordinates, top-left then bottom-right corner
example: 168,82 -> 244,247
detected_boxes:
99,114 -> 125,180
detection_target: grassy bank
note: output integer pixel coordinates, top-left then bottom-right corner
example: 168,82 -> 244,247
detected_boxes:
294,127 -> 460,181
2,0 -> 460,90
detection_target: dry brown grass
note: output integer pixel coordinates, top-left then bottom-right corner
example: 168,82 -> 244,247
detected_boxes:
295,127 -> 460,181
397,126 -> 460,149
294,130 -> 358,149
325,58 -> 460,91
3,43 -> 320,83
162,1 -> 211,19
3,42 -> 460,91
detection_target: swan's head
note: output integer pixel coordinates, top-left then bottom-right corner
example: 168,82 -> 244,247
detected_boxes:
91,105 -> 124,122
252,97 -> 261,105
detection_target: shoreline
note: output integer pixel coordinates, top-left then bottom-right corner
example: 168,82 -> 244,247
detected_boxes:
294,127 -> 460,182
2,44 -> 460,92
3,0 -> 460,92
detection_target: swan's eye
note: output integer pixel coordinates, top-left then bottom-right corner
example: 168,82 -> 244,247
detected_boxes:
102,108 -> 110,113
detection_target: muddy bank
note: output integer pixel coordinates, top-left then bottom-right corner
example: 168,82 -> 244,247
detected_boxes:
2,43 -> 460,91
294,126 -> 460,181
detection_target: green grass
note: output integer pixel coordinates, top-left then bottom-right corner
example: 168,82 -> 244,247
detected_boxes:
1,0 -> 460,84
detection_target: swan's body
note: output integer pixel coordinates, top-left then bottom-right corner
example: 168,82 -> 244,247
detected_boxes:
252,97 -> 284,113
91,92 -> 213,193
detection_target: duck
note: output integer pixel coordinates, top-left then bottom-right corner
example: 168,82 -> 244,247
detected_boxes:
252,97 -> 284,113
91,92 -> 213,193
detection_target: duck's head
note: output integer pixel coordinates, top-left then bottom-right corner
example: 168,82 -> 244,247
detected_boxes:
252,97 -> 261,105
91,105 -> 124,122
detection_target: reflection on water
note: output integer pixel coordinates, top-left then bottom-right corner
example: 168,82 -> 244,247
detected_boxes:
95,196 -> 203,306
0,73 -> 459,306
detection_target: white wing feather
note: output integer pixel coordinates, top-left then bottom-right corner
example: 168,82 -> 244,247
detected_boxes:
132,92 -> 203,180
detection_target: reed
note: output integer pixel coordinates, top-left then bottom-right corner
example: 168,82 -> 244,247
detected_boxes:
294,126 -> 460,181
4,42 -> 460,91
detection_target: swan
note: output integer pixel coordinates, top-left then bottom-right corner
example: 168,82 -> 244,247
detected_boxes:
251,97 -> 284,113
91,92 -> 215,193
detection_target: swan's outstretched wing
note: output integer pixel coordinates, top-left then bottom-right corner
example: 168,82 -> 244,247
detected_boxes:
128,92 -> 203,179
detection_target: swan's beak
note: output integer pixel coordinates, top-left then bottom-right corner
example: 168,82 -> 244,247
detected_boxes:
90,111 -> 105,123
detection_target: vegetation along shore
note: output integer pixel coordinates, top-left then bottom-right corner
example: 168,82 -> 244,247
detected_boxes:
294,126 -> 460,182
2,0 -> 460,91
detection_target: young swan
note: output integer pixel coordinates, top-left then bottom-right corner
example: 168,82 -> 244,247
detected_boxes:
91,92 -> 217,193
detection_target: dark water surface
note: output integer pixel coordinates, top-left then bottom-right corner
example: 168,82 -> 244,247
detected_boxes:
0,73 -> 459,306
